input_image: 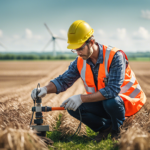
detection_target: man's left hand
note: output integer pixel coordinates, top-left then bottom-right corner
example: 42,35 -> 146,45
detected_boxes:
60,94 -> 83,111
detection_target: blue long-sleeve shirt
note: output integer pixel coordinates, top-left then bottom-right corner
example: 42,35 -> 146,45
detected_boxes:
51,43 -> 125,99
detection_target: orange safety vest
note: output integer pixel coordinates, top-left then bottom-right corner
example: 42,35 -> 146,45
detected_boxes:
77,45 -> 146,117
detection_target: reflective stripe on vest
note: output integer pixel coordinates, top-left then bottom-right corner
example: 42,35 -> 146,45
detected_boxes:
81,59 -> 95,93
119,75 -> 141,97
104,45 -> 114,77
80,45 -> 142,97
77,44 -> 146,116
104,46 -> 141,98
120,75 -> 135,94
129,84 -> 141,98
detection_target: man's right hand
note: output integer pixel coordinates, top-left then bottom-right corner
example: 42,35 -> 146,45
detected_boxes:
31,86 -> 47,100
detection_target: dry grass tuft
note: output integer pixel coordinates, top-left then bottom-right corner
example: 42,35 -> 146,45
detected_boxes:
119,101 -> 150,150
59,110 -> 87,135
0,127 -> 48,150
0,100 -> 32,130
119,125 -> 150,150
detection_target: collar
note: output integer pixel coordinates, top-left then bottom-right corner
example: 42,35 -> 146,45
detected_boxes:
86,42 -> 103,65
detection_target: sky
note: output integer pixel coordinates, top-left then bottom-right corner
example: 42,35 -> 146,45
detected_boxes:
0,0 -> 150,52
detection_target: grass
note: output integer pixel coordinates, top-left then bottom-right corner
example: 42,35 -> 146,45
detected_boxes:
128,57 -> 150,61
1,57 -> 150,62
46,114 -> 118,150
0,59 -> 74,61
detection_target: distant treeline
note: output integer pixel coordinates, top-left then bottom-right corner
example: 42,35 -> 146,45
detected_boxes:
126,51 -> 150,58
0,54 -> 77,60
1,52 -> 150,60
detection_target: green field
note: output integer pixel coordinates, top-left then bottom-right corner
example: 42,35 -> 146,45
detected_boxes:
46,114 -> 118,150
128,57 -> 150,61
1,53 -> 150,61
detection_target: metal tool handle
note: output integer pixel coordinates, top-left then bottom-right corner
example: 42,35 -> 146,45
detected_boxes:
51,107 -> 65,111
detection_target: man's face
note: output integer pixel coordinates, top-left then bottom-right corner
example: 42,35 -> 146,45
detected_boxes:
76,42 -> 93,60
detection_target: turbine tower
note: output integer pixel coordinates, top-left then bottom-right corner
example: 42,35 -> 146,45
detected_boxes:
43,23 -> 66,56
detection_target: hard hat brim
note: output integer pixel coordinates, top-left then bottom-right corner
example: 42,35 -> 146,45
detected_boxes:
67,43 -> 84,49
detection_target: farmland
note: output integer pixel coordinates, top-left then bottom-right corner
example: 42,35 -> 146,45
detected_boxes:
0,60 -> 150,149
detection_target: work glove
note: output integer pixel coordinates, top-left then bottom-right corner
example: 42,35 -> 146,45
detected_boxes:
60,94 -> 83,111
31,86 -> 47,100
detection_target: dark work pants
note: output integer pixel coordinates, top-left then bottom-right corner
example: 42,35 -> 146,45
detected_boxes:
67,96 -> 125,132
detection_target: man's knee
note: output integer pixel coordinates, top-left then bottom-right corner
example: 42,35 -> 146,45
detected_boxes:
67,109 -> 74,116
103,96 -> 124,113
67,109 -> 80,119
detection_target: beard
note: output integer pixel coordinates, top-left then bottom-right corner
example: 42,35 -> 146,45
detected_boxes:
82,46 -> 93,60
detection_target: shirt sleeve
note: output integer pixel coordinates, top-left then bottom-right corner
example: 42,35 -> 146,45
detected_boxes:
99,51 -> 125,99
51,57 -> 80,94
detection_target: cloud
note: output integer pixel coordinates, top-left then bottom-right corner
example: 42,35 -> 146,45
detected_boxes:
34,35 -> 43,40
25,28 -> 33,39
133,27 -> 150,39
141,10 -> 150,20
25,28 -> 43,40
60,29 -> 67,37
0,30 -> 3,37
96,27 -> 150,52
116,28 -> 127,39
13,35 -> 20,39
1,26 -> 150,52
107,28 -> 127,40
98,29 -> 105,36
97,29 -> 106,39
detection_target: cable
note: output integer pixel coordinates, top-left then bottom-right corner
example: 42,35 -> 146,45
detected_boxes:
66,108 -> 82,141
67,108 -> 95,141
30,100 -> 94,141
29,83 -> 93,141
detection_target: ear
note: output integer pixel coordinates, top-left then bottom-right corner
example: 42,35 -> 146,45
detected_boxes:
90,39 -> 95,46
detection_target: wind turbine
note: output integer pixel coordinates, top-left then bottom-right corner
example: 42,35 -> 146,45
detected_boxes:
43,23 -> 66,56
0,42 -> 7,50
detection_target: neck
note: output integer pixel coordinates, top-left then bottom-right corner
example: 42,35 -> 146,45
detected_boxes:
90,43 -> 99,64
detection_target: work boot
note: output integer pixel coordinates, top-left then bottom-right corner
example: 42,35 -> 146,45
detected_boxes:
94,126 -> 112,143
111,130 -> 120,140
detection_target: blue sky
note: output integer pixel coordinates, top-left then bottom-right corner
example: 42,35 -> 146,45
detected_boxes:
0,0 -> 150,52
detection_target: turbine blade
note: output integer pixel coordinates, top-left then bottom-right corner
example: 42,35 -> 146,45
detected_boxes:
42,39 -> 52,51
44,23 -> 54,37
55,36 -> 66,41
0,42 -> 7,50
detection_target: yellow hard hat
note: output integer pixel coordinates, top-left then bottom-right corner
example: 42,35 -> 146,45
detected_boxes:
67,20 -> 94,49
